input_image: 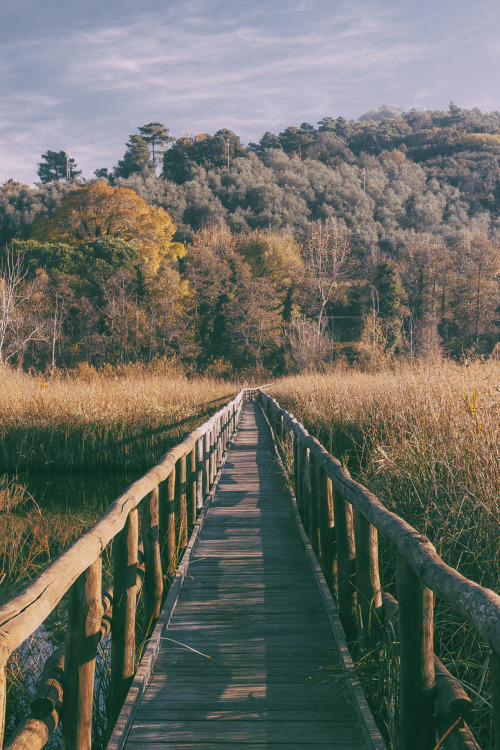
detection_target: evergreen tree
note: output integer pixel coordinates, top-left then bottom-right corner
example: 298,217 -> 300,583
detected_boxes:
37,150 -> 81,183
138,122 -> 174,171
114,135 -> 150,178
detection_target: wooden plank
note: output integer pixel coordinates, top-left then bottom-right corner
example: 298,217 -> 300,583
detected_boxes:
125,743 -> 366,749
126,720 -> 366,744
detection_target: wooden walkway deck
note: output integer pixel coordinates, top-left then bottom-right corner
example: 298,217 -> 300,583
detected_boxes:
110,401 -> 383,750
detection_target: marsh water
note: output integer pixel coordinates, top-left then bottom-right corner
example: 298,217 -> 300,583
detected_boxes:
18,468 -> 140,519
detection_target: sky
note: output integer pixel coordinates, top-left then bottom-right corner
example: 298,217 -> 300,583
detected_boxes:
1,0 -> 499,184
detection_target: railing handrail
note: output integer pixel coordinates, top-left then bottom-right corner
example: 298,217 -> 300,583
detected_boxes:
0,388 -> 249,667
259,389 -> 500,650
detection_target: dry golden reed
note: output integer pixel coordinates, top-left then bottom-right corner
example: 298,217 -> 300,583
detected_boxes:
0,365 -> 239,472
269,359 -> 500,586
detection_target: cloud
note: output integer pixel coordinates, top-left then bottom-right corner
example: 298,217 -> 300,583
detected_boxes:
1,0 -> 499,183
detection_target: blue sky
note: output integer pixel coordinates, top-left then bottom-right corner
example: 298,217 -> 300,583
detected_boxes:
1,0 -> 499,184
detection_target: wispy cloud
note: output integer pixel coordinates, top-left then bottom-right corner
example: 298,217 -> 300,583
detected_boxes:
1,0 -> 499,183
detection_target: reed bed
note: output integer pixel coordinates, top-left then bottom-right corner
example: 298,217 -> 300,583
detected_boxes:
268,360 -> 500,748
0,365 -> 239,473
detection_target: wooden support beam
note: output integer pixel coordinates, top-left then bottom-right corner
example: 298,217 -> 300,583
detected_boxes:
142,487 -> 163,633
203,431 -> 210,496
164,469 -> 176,576
0,665 -> 5,748
209,427 -> 215,487
492,650 -> 500,750
396,553 -> 435,750
332,485 -> 357,642
177,455 -> 188,548
187,444 -> 197,530
355,511 -> 383,648
293,431 -> 301,514
110,509 -> 139,725
318,465 -> 336,596
197,437 -> 204,510
308,451 -> 320,557
63,558 -> 103,750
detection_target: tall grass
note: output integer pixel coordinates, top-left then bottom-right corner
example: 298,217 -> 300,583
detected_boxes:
268,360 -> 500,748
0,365 -> 240,473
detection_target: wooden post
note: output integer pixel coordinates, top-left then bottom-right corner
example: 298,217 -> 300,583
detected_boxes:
222,412 -> 226,451
216,417 -> 222,467
332,485 -> 357,642
0,665 -> 6,749
165,469 -> 176,575
355,511 -> 382,647
177,455 -> 188,548
142,486 -> 163,633
63,558 -> 103,750
187,444 -> 197,530
110,509 -> 139,725
308,451 -> 320,557
209,427 -> 215,486
202,432 -> 208,497
293,431 -> 301,512
300,443 -> 309,533
491,650 -> 500,750
396,553 -> 435,750
318,464 -> 336,596
197,437 -> 205,510
223,412 -> 228,454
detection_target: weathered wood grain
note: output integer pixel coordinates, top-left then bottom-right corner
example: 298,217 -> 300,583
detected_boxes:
142,486 -> 163,631
63,558 -> 103,750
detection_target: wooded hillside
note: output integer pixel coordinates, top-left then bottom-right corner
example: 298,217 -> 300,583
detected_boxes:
0,104 -> 499,374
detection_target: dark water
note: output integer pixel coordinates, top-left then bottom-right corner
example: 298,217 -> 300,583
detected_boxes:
18,469 -> 141,519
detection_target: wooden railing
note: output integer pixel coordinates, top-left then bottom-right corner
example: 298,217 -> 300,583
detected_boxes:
0,389 -> 250,750
258,389 -> 500,750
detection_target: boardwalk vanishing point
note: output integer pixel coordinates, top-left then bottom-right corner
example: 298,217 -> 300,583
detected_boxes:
109,400 -> 384,750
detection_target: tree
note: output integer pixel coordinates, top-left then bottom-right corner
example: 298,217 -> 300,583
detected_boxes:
302,220 -> 351,336
236,230 -> 303,323
0,245 -> 42,362
249,131 -> 282,152
162,133 -> 211,183
114,135 -> 150,178
278,125 -> 315,157
372,261 -> 406,352
37,150 -> 81,183
31,183 -> 184,275
317,117 -> 337,132
444,233 -> 500,355
138,122 -> 174,172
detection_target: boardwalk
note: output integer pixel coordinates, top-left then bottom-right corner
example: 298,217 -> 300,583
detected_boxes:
110,401 -> 383,749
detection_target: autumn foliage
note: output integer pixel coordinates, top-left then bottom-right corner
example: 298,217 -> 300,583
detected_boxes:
32,183 -> 184,273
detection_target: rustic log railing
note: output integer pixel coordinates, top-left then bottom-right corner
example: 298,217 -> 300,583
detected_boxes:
0,389 -> 249,750
258,389 -> 500,750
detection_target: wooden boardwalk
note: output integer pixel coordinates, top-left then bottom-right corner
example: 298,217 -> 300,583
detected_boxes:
110,401 -> 383,749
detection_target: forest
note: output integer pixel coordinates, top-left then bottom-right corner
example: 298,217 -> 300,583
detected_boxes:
0,103 -> 499,375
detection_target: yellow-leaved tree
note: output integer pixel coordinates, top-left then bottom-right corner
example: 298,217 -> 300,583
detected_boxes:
32,183 -> 184,274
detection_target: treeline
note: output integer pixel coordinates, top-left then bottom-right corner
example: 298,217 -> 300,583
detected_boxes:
0,104 -> 499,374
